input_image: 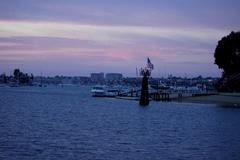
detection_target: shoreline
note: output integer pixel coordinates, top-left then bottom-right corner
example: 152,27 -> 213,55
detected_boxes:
174,94 -> 240,107
1,85 -> 240,107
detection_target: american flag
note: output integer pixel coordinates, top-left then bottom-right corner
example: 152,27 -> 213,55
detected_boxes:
146,57 -> 154,70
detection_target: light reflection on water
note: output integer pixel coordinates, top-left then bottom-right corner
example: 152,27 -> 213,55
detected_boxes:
0,86 -> 240,160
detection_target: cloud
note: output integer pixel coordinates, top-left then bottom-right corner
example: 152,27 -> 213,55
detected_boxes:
0,20 -> 229,44
0,1 -> 238,76
0,20 -> 228,75
1,0 -> 239,29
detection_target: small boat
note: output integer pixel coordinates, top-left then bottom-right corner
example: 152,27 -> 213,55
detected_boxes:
105,89 -> 119,97
91,86 -> 120,97
91,85 -> 105,97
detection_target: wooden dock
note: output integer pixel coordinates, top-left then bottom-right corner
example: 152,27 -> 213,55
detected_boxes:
95,88 -> 218,102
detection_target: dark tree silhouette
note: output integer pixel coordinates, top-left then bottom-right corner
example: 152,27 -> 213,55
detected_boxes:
3,74 -> 7,83
19,73 -> 29,83
13,68 -> 20,80
0,74 -> 7,83
214,31 -> 240,75
12,69 -> 33,84
214,31 -> 240,91
30,73 -> 34,81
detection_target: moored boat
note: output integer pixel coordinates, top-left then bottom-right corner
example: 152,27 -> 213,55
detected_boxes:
105,89 -> 119,97
91,85 -> 105,97
91,85 -> 120,97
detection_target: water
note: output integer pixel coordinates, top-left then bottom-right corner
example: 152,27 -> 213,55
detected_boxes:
0,86 -> 240,160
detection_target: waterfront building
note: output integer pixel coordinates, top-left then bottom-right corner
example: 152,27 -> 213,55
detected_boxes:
91,73 -> 104,81
105,73 -> 123,81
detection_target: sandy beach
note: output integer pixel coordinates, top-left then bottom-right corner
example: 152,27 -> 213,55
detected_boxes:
178,93 -> 240,107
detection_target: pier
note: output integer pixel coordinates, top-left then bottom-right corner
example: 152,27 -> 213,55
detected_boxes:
111,88 -> 218,102
152,92 -> 170,101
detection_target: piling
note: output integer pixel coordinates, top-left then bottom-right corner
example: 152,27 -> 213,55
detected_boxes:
139,73 -> 149,106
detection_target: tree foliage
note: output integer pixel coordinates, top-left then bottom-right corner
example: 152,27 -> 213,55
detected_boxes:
214,31 -> 240,92
13,68 -> 33,84
13,68 -> 20,80
214,31 -> 240,75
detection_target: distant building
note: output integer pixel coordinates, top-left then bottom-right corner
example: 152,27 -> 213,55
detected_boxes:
105,73 -> 123,81
91,73 -> 104,81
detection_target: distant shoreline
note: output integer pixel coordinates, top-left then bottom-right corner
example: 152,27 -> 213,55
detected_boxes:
1,85 -> 240,107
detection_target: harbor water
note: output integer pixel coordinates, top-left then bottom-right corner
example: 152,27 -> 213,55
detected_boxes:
0,86 -> 240,160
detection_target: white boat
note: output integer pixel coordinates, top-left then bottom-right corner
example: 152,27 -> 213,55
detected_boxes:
105,89 -> 119,97
91,86 -> 120,97
91,85 -> 106,97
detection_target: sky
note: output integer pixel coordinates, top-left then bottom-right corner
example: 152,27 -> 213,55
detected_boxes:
0,0 -> 239,77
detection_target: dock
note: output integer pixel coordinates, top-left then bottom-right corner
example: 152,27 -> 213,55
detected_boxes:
113,89 -> 218,102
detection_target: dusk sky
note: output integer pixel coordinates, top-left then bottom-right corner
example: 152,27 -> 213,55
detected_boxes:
0,0 -> 239,77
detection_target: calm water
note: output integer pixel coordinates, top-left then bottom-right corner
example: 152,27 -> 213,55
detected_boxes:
0,86 -> 240,160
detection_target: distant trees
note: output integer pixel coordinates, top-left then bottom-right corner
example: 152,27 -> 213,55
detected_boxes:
12,68 -> 33,84
3,74 -> 7,83
214,31 -> 240,91
13,69 -> 20,81
0,74 -> 7,83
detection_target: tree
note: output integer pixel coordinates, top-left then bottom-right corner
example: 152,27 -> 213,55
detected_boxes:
0,74 -> 7,83
214,31 -> 240,75
19,73 -> 29,83
214,31 -> 240,91
3,74 -> 7,83
12,69 -> 33,84
30,73 -> 34,81
13,68 -> 20,81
